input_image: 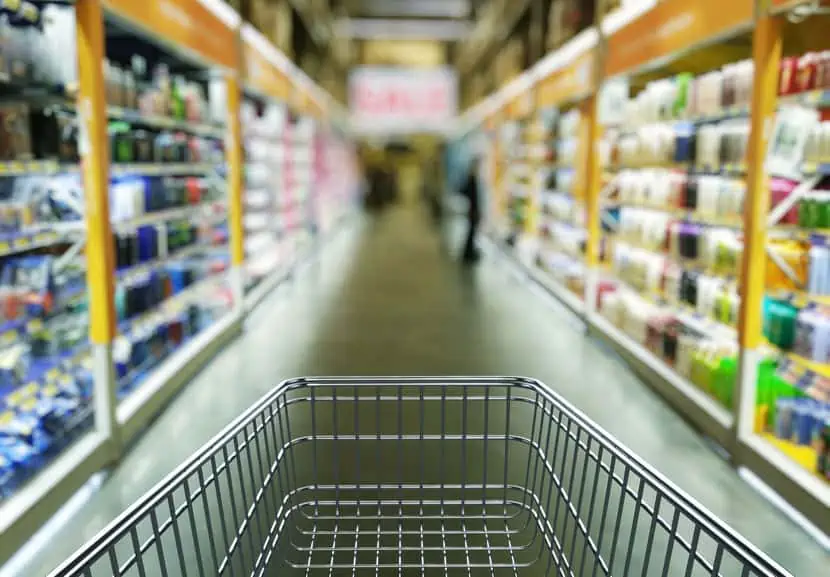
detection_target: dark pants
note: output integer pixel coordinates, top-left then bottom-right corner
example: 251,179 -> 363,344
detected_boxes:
463,213 -> 480,260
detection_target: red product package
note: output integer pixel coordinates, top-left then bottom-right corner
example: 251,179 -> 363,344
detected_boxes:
769,177 -> 800,225
780,57 -> 799,95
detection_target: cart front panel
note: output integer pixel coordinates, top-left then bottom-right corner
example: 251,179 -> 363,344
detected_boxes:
48,377 -> 788,577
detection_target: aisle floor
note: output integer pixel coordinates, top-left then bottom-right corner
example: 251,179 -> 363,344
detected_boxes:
10,206 -> 828,575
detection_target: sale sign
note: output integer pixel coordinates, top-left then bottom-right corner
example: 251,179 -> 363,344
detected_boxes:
349,67 -> 458,134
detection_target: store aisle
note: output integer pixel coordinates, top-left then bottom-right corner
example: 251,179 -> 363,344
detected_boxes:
12,206 -> 827,576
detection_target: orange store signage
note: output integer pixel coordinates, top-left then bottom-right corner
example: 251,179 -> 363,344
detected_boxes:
508,89 -> 534,119
105,0 -> 238,70
604,0 -> 754,77
538,51 -> 593,107
243,39 -> 288,100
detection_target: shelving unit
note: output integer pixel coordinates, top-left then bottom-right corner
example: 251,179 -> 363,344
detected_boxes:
457,0 -> 830,541
534,33 -> 599,316
241,25 -> 292,301
0,0 -> 357,566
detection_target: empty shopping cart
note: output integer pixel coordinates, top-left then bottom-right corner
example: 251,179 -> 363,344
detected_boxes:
49,377 -> 788,577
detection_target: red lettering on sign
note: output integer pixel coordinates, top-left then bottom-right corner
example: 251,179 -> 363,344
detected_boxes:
352,72 -> 455,122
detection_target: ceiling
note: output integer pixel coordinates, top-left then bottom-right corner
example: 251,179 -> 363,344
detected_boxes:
331,0 -> 485,40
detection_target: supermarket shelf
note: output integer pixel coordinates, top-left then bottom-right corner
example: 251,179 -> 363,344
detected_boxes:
117,310 -> 243,446
42,95 -> 225,138
0,226 -> 82,258
801,162 -> 830,177
0,160 -> 71,177
615,108 -> 750,135
484,236 -> 586,318
614,203 -> 744,229
0,161 -> 218,178
115,243 -> 212,285
530,264 -> 585,317
111,163 -> 217,176
767,288 -> 830,308
780,89 -> 830,109
0,431 -> 112,566
609,162 -> 748,177
111,201 -> 226,231
760,433 -> 821,475
244,263 -> 292,313
118,271 -> 230,337
764,341 -> 830,380
610,275 -> 738,341
675,307 -> 737,342
107,106 -> 225,138
771,226 -> 830,242
587,312 -> 734,448
738,434 -> 830,536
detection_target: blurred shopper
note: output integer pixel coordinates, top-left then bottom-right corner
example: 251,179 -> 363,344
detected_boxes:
459,157 -> 481,263
364,162 -> 386,211
423,155 -> 444,226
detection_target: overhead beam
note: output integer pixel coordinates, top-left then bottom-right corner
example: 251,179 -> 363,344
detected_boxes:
455,0 -> 532,74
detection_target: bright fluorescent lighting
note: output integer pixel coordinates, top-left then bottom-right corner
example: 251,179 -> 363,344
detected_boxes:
335,18 -> 472,40
354,0 -> 470,19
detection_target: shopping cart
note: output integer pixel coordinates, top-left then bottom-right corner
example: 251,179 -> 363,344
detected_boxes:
49,377 -> 789,577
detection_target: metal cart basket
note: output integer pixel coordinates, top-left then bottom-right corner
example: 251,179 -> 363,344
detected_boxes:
50,377 -> 788,577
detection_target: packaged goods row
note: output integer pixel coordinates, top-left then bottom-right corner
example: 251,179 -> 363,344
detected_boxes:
461,0 -> 830,538
0,0 -> 359,565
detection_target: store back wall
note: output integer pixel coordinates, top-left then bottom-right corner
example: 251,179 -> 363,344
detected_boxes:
360,40 -> 448,68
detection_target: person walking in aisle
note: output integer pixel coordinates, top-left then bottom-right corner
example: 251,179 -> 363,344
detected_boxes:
459,156 -> 481,263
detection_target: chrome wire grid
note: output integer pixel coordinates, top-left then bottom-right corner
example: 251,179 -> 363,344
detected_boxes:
49,377 -> 789,577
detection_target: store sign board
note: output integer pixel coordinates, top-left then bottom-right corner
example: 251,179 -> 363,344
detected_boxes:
243,39 -> 288,101
538,51 -> 594,107
349,67 -> 457,133
604,0 -> 754,77
105,0 -> 237,69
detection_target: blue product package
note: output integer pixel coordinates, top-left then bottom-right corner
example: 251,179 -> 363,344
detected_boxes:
114,356 -> 128,380
674,122 -> 695,163
0,436 -> 37,467
137,226 -> 158,262
0,453 -> 13,496
150,324 -> 167,359
141,177 -> 158,213
792,400 -> 817,445
141,274 -> 157,313
167,264 -> 188,293
114,285 -> 127,321
130,335 -> 149,369
152,272 -> 166,306
775,397 -> 794,440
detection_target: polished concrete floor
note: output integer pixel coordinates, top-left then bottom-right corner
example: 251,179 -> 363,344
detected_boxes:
8,205 -> 828,575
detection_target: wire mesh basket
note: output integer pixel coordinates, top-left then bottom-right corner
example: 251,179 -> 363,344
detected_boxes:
49,377 -> 788,577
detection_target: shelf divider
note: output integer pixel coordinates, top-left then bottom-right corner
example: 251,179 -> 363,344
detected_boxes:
76,0 -> 120,459
735,11 -> 782,446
